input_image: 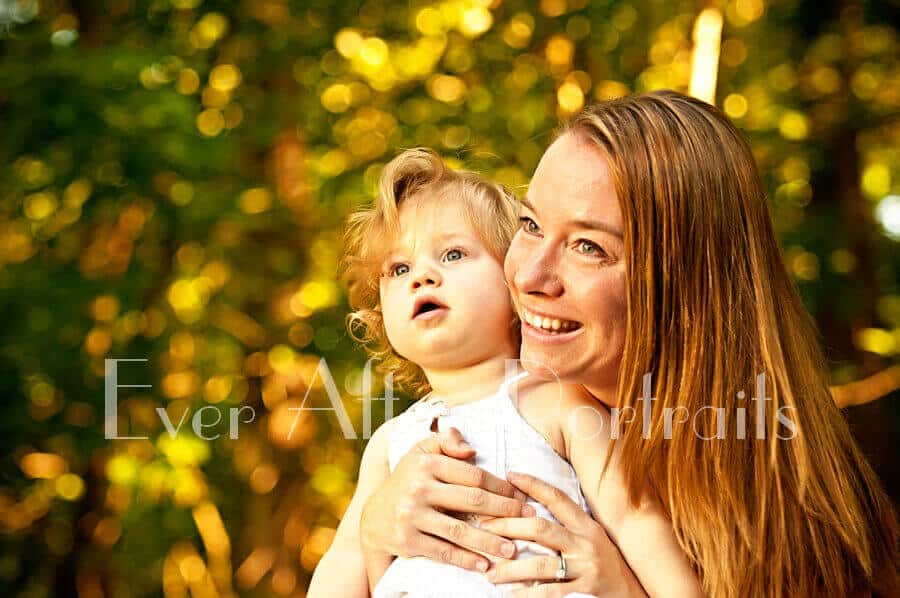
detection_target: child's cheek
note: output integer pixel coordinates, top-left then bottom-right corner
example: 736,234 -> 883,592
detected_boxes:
469,273 -> 515,326
379,291 -> 403,343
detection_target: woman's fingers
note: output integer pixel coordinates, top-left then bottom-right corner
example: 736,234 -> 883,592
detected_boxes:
434,427 -> 477,459
429,454 -> 528,502
485,554 -> 567,584
419,511 -> 517,559
507,472 -> 591,529
412,533 -> 489,572
428,482 -> 533,517
479,517 -> 570,551
413,430 -> 474,460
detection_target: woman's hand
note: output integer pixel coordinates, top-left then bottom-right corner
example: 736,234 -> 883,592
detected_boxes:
359,427 -> 536,573
480,472 -> 649,598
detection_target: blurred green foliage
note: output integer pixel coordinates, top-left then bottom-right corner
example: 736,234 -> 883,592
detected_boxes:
0,0 -> 897,596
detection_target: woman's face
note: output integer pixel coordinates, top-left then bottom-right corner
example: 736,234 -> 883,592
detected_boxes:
504,132 -> 628,401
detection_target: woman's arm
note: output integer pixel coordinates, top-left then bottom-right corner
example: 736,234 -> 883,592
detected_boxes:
307,420 -> 393,598
562,394 -> 704,597
477,383 -> 700,597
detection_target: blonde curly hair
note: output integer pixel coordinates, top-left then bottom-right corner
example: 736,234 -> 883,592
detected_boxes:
339,148 -> 521,397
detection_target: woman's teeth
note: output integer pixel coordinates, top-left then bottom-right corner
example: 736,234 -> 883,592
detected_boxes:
521,309 -> 582,334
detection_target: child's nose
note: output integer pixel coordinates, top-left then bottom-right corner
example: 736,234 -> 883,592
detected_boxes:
410,267 -> 441,289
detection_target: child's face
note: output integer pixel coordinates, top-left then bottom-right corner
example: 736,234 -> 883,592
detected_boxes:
379,196 -> 517,371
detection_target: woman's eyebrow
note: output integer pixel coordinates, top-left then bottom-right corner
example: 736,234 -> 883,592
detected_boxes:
520,196 -> 623,239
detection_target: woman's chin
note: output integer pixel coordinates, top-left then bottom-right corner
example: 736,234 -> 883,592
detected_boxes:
518,342 -> 580,382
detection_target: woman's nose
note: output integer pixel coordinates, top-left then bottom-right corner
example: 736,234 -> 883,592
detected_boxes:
514,245 -> 563,297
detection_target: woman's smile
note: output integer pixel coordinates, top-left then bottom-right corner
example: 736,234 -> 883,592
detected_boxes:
521,315 -> 586,344
520,307 -> 583,332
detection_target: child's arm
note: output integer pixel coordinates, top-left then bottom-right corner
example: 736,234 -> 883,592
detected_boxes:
362,497 -> 394,596
559,388 -> 704,598
307,419 -> 394,598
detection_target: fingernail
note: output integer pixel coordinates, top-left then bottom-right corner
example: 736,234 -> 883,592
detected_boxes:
477,560 -> 488,572
521,504 -> 536,517
502,542 -> 515,558
460,441 -> 473,450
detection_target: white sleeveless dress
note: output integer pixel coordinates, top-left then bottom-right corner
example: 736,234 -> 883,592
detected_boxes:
372,370 -> 596,598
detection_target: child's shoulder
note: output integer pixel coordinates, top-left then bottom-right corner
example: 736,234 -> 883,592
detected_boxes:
361,414 -> 399,464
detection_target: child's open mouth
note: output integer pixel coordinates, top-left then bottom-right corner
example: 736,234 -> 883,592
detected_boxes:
411,296 -> 450,320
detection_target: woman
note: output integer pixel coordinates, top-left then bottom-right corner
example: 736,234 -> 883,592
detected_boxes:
358,91 -> 899,597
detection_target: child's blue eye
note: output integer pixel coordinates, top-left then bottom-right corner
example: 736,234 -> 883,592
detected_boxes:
389,263 -> 410,276
444,249 -> 465,262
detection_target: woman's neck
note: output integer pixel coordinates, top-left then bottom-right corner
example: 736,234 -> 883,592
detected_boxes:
422,351 -> 521,406
582,379 -> 618,410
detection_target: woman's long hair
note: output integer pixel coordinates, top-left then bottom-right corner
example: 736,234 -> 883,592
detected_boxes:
566,90 -> 898,597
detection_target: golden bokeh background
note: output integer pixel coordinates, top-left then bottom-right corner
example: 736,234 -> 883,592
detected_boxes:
0,0 -> 898,595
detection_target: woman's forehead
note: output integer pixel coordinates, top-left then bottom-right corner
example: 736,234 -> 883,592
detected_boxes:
527,134 -> 622,229
535,134 -> 613,189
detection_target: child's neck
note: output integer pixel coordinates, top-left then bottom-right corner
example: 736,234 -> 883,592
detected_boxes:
422,352 -> 521,407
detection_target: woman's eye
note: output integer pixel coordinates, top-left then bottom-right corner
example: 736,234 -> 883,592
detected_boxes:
389,263 -> 410,276
519,217 -> 540,234
576,240 -> 606,257
444,248 -> 465,262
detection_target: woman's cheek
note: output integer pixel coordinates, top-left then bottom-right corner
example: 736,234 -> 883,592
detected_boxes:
581,266 -> 627,334
503,237 -> 523,290
603,268 -> 628,349
611,265 -> 627,317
